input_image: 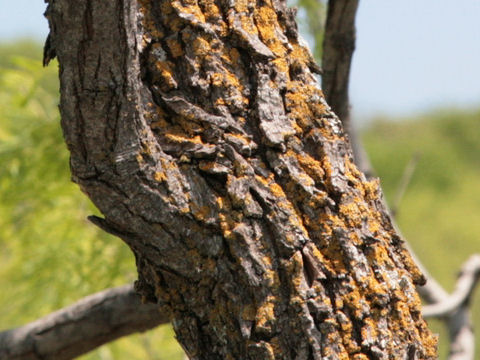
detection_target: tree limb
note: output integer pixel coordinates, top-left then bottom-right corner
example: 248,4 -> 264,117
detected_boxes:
0,284 -> 169,360
423,255 -> 480,318
322,1 -> 478,359
421,255 -> 480,360
321,0 -> 374,178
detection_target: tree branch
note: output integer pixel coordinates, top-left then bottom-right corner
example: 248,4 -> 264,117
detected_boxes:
321,0 -> 373,178
423,255 -> 480,318
421,255 -> 480,360
0,284 -> 169,360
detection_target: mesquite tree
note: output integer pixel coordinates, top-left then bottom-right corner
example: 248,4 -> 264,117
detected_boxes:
42,0 -> 437,358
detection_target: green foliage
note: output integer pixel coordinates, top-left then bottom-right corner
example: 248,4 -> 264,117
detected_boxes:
362,109 -> 480,357
0,41 -> 183,360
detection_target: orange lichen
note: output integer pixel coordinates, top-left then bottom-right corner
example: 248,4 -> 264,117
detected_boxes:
139,0 -> 165,39
295,152 -> 325,183
352,355 -> 370,360
233,0 -> 250,13
264,267 -> 280,289
191,204 -> 212,222
239,14 -> 259,36
285,83 -> 327,132
166,38 -> 184,57
362,178 -> 381,202
199,0 -> 221,19
136,0 -> 437,357
343,288 -> 364,318
157,1 -> 183,32
336,313 -> 360,354
361,317 -> 379,342
284,251 -> 304,291
268,182 -> 286,199
171,0 -> 206,23
242,304 -> 256,321
253,5 -> 286,57
291,43 -> 315,67
164,134 -> 203,144
154,60 -> 177,90
365,243 -> 392,270
154,171 -> 167,182
338,200 -> 365,228
255,295 -> 276,330
192,36 -> 212,56
272,58 -> 289,76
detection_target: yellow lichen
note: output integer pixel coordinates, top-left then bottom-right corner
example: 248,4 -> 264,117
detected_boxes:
191,204 -> 212,222
154,171 -> 167,182
253,5 -> 286,57
296,151 -> 325,183
255,295 -> 276,330
135,0 -> 437,356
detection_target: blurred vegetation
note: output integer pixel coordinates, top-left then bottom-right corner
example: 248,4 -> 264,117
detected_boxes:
1,29 -> 479,360
0,41 -> 183,360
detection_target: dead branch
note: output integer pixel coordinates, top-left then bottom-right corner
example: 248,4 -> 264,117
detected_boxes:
423,255 -> 480,318
0,284 -> 169,360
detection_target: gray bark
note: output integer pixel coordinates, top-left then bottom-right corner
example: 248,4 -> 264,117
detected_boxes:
0,285 -> 167,360
321,0 -> 372,178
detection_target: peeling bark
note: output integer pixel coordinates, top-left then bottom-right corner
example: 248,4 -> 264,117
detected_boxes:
44,0 -> 437,358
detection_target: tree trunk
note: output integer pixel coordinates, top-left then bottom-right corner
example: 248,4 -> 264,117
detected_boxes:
45,0 -> 437,358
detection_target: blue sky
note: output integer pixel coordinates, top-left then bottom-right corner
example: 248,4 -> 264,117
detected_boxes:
351,1 -> 480,120
1,1 -> 480,121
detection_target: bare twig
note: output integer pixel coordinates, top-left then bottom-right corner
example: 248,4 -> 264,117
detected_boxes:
423,255 -> 480,318
447,307 -> 475,360
421,255 -> 480,360
0,284 -> 169,360
322,0 -> 358,126
391,152 -> 421,217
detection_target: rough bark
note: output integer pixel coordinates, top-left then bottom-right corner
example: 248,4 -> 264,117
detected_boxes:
321,2 -> 478,359
44,0 -> 437,358
0,285 -> 167,360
